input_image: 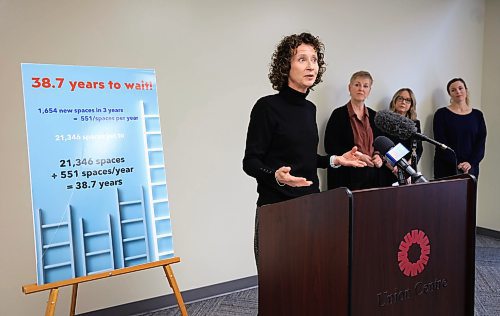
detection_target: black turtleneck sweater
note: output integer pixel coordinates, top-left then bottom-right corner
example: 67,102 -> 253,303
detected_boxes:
243,86 -> 329,206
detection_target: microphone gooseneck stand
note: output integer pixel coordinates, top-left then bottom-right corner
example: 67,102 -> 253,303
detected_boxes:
410,139 -> 418,184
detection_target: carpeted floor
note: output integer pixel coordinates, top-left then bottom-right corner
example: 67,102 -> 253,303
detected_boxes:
136,288 -> 258,316
474,234 -> 500,315
137,234 -> 500,316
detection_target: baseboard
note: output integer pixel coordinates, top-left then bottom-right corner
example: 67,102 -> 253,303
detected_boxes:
75,227 -> 498,315
77,275 -> 258,315
477,226 -> 500,239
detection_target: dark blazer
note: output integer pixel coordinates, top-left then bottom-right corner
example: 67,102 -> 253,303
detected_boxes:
324,103 -> 382,190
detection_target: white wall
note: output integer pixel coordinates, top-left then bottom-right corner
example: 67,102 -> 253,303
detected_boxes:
0,0 -> 493,314
479,0 -> 500,231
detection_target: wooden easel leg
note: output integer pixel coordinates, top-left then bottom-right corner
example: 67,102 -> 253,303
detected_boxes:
163,265 -> 188,316
70,283 -> 78,316
45,288 -> 59,316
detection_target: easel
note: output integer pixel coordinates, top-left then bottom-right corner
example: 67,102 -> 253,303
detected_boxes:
22,257 -> 188,316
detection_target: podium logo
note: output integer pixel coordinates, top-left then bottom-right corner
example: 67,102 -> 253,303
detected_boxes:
397,229 -> 430,277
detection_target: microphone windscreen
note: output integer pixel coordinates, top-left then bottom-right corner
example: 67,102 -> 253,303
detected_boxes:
374,110 -> 417,140
373,135 -> 395,155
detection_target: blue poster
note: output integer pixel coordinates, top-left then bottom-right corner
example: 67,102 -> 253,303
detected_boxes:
21,64 -> 174,285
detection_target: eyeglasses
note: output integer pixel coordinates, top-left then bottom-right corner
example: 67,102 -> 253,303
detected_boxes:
396,96 -> 412,104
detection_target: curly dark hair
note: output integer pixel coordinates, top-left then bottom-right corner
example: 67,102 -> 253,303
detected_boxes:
268,32 -> 326,91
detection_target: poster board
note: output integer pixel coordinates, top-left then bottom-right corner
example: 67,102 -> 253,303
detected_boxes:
21,63 -> 174,285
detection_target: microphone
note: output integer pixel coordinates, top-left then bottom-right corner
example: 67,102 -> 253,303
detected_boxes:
374,136 -> 428,183
374,110 -> 451,150
397,168 -> 407,186
410,139 -> 418,171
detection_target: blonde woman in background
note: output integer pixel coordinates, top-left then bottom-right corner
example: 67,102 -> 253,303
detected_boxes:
379,88 -> 423,186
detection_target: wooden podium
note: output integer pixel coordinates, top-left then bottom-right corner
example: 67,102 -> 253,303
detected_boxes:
258,175 -> 476,315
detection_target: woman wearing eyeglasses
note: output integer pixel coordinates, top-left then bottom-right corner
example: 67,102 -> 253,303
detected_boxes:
379,88 -> 423,186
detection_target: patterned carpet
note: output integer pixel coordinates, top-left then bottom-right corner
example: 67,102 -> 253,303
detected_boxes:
135,288 -> 258,316
137,234 -> 500,316
475,234 -> 500,315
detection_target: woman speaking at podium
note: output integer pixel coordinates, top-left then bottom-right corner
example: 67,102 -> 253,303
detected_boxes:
243,32 -> 366,265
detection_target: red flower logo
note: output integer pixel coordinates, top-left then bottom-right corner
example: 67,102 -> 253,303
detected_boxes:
397,229 -> 430,277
